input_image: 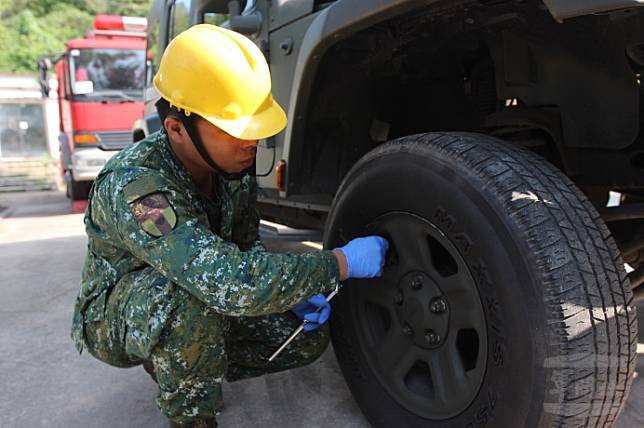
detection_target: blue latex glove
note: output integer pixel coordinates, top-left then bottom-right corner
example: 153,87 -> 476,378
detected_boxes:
336,236 -> 388,279
291,294 -> 331,332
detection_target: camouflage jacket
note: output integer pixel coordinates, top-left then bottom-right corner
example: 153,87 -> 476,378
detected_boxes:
71,130 -> 339,354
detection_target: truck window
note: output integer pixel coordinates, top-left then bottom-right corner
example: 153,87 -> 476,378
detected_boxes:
169,0 -> 191,40
203,12 -> 229,27
69,48 -> 146,100
202,0 -> 260,34
146,3 -> 162,82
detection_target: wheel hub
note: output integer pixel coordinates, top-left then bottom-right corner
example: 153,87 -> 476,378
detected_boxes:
348,211 -> 488,420
396,272 -> 449,350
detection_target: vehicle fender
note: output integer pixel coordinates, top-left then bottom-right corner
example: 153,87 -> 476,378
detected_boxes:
543,0 -> 644,22
282,0 -> 440,178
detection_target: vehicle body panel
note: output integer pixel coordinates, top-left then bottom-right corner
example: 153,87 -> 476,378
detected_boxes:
268,0 -> 315,31
543,0 -> 644,21
71,102 -> 144,132
261,12 -> 319,193
67,36 -> 146,50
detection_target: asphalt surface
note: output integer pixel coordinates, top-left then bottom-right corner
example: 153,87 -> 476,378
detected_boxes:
0,191 -> 642,428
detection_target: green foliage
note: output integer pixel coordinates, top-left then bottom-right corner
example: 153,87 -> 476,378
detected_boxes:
0,0 -> 151,72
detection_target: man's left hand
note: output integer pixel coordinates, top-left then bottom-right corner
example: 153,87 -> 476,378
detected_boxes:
291,294 -> 331,332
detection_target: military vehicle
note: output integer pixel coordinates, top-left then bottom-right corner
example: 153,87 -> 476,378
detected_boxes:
136,1 -> 644,426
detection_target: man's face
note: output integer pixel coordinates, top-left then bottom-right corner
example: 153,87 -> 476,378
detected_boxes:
195,118 -> 259,174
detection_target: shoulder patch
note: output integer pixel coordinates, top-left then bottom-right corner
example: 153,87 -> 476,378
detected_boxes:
130,193 -> 177,237
123,176 -> 162,203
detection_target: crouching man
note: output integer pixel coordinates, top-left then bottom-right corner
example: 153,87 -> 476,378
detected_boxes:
71,24 -> 388,427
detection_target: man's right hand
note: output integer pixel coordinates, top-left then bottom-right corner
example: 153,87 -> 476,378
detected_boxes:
333,236 -> 389,280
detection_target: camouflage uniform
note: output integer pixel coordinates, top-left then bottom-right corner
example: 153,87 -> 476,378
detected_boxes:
71,130 -> 339,424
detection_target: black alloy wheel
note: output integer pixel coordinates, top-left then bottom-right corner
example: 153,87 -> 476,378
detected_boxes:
357,211 -> 486,419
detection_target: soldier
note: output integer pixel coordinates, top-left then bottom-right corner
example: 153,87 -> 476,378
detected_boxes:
71,24 -> 388,428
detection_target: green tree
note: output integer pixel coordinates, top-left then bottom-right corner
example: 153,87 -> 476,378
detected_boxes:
0,0 -> 151,72
4,10 -> 53,71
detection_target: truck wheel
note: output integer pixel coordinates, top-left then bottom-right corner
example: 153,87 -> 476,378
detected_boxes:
325,132 -> 637,428
68,173 -> 92,201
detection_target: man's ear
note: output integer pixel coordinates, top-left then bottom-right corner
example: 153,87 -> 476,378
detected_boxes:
164,116 -> 186,143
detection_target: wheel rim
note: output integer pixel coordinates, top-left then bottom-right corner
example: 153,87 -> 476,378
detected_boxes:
350,211 -> 487,419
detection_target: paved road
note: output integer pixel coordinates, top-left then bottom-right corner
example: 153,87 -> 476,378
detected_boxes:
0,191 -> 642,428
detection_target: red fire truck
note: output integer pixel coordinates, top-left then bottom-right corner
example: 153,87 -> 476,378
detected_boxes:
39,15 -> 147,200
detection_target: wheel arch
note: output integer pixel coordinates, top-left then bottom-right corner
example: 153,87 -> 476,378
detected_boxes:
282,0 -> 454,193
284,1 -> 569,199
283,0 -> 644,201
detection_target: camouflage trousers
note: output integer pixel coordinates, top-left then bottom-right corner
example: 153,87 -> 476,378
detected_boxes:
83,267 -> 330,424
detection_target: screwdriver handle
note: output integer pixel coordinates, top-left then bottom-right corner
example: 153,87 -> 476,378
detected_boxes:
268,288 -> 340,362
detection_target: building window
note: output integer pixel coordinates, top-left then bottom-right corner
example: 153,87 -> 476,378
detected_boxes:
0,103 -> 47,159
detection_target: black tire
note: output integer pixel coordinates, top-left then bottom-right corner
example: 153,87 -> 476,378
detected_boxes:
325,133 -> 637,428
68,173 -> 92,201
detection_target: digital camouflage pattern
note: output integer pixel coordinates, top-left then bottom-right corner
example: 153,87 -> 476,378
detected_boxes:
71,130 -> 339,424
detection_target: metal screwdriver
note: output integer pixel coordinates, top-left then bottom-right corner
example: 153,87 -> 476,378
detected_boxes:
268,287 -> 340,362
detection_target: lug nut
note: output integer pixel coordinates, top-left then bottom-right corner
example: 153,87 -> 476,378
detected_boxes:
425,329 -> 441,345
411,275 -> 424,290
394,289 -> 404,305
430,297 -> 447,314
403,323 -> 414,336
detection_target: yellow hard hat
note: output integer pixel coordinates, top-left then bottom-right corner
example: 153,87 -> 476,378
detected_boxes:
153,24 -> 286,140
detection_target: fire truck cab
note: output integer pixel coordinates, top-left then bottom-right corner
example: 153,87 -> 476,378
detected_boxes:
40,15 -> 147,199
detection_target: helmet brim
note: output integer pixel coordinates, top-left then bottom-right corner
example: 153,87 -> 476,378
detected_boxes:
202,97 -> 287,141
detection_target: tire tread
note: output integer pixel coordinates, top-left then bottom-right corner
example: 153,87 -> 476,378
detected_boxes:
354,133 -> 637,428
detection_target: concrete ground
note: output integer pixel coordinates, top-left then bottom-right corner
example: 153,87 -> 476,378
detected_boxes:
0,191 -> 642,428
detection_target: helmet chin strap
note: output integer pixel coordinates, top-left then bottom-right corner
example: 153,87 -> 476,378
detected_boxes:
156,98 -> 254,181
